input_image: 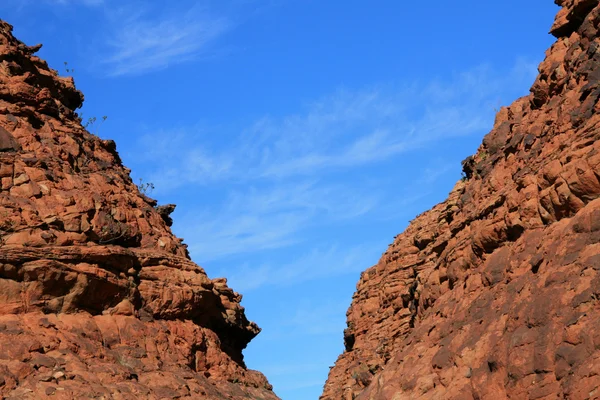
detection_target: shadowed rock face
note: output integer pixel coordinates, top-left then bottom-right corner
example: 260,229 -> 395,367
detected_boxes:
322,1 -> 600,399
0,20 -> 278,400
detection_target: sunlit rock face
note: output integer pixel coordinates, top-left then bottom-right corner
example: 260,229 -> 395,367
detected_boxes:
322,1 -> 600,399
0,20 -> 278,400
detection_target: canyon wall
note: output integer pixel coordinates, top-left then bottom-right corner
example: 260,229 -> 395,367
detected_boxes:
0,20 -> 278,400
323,1 -> 600,399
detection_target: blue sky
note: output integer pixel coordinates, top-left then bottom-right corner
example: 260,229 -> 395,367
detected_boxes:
2,1 -> 558,398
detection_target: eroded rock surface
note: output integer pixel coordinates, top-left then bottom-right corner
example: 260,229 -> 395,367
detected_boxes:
0,20 -> 278,399
323,1 -> 600,399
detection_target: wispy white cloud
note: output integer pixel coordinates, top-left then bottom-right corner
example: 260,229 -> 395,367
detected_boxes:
217,243 -> 381,292
101,5 -> 230,76
136,61 -> 534,190
171,161 -> 443,267
129,59 -> 537,272
178,181 -> 381,263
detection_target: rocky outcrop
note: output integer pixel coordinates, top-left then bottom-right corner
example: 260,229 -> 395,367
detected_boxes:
322,1 -> 600,399
0,20 -> 278,399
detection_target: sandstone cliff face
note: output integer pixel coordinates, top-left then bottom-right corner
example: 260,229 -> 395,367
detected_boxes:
0,21 -> 278,399
322,1 -> 600,399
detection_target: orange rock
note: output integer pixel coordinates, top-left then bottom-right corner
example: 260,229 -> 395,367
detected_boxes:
322,1 -> 600,399
0,20 -> 278,399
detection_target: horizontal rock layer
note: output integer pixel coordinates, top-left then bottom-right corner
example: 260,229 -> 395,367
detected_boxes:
0,20 -> 278,399
322,1 -> 600,399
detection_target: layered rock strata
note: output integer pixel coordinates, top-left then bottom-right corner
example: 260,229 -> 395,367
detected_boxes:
323,1 -> 600,399
0,20 -> 278,400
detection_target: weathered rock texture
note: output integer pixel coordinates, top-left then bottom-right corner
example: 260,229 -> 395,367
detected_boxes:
0,21 -> 278,399
322,1 -> 600,399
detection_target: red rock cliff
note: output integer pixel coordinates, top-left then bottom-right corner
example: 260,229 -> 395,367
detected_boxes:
0,20 -> 279,399
322,1 -> 600,399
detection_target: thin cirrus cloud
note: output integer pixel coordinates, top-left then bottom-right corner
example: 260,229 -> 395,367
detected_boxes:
37,1 -> 230,76
135,59 -> 537,191
177,180 -> 381,263
171,161 -> 446,267
123,58 -> 538,271
218,244 -> 381,293
101,6 -> 230,76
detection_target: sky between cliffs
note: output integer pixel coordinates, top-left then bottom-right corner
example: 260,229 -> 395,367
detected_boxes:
2,1 -> 558,398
